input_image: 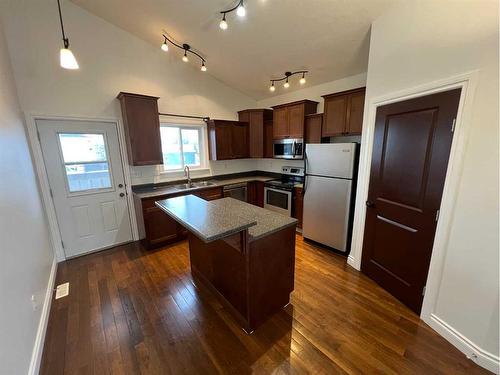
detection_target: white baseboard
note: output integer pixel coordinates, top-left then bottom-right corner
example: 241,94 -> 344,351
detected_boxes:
427,314 -> 499,374
347,254 -> 360,270
28,259 -> 58,375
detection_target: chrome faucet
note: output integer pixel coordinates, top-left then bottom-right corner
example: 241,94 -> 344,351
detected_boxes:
184,165 -> 192,186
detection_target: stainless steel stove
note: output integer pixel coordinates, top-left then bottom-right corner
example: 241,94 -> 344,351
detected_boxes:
264,166 -> 304,216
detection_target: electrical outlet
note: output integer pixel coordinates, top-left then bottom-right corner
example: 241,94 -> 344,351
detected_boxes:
31,295 -> 38,311
55,282 -> 69,299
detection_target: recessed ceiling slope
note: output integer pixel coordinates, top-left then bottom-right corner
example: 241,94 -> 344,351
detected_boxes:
70,0 -> 400,99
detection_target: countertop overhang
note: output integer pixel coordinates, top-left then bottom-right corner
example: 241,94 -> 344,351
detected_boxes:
155,195 -> 297,243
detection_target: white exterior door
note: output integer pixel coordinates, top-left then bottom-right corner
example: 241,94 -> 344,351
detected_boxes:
37,119 -> 132,258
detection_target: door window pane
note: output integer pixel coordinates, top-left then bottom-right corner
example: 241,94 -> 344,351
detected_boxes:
58,133 -> 112,193
181,129 -> 200,167
59,133 -> 107,163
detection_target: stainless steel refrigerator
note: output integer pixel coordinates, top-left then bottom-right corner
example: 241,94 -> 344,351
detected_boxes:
303,143 -> 358,252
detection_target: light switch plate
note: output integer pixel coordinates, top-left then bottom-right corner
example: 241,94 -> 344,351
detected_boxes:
55,282 -> 69,299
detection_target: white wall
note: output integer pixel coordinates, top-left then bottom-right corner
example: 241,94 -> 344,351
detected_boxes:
257,72 -> 367,112
0,20 -> 55,375
351,0 -> 499,369
0,0 -> 260,184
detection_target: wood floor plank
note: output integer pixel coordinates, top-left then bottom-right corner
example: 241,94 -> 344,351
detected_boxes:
40,235 -> 492,375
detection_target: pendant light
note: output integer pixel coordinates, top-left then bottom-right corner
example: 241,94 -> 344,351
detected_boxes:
57,0 -> 79,70
161,36 -> 169,51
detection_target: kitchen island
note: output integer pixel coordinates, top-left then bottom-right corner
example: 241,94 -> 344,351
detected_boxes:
156,195 -> 297,333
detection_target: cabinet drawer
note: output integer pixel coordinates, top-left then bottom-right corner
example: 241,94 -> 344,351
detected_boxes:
193,187 -> 223,201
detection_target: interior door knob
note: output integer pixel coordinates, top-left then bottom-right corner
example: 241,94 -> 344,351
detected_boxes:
119,193 -> 125,197
366,201 -> 375,208
118,183 -> 124,188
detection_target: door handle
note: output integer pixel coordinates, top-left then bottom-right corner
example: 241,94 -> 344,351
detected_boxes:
366,200 -> 375,208
118,183 -> 124,188
119,193 -> 125,197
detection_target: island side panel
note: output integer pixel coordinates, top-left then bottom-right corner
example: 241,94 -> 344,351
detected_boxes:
188,231 -> 249,324
248,226 -> 296,330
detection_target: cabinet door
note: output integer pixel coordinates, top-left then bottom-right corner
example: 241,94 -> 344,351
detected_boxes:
288,104 -> 305,138
143,207 -> 178,246
305,114 -> 323,143
323,96 -> 347,136
346,90 -> 365,134
255,181 -> 265,207
264,120 -> 274,158
248,112 -> 264,158
247,182 -> 257,205
292,187 -> 304,229
118,93 -> 163,166
209,121 -> 233,160
273,107 -> 289,139
231,122 -> 249,158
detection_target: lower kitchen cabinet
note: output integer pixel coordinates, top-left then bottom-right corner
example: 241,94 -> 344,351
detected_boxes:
138,186 -> 223,248
247,181 -> 264,207
292,186 -> 304,229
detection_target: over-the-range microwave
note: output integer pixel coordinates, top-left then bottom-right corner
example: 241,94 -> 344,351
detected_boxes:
273,138 -> 304,159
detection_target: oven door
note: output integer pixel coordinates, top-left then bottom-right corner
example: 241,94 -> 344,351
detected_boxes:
264,187 -> 292,216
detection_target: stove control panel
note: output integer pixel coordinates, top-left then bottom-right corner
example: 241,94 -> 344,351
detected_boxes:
282,166 -> 304,176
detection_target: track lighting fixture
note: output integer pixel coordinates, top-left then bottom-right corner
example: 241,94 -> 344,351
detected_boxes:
160,34 -> 207,72
219,0 -> 245,30
161,36 -> 169,51
269,71 -> 308,92
57,0 -> 79,70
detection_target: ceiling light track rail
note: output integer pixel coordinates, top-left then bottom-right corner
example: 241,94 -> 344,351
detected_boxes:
269,71 -> 308,91
161,34 -> 207,71
219,0 -> 246,30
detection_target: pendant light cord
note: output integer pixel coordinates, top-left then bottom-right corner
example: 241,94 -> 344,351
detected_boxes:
57,0 -> 69,48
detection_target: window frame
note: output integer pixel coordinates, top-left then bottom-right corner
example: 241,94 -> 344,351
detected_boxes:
159,121 -> 208,173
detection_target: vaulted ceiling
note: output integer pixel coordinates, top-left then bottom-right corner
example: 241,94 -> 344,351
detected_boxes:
71,0 -> 400,99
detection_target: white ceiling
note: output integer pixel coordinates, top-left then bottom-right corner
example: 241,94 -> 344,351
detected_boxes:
71,0 -> 400,100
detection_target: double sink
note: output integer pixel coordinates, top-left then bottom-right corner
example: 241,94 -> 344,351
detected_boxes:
172,181 -> 218,190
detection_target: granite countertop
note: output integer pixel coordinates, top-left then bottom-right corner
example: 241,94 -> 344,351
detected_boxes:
211,198 -> 297,241
134,175 -> 275,199
155,195 -> 297,243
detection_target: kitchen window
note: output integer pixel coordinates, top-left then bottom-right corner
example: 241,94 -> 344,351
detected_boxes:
160,123 -> 207,171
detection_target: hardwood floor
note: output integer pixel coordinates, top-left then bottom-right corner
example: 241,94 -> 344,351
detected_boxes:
41,235 -> 490,374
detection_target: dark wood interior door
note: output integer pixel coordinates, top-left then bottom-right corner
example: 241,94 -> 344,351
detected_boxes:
361,89 -> 461,314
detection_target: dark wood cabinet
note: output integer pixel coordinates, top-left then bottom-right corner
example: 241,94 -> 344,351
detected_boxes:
247,181 -> 264,207
292,186 -> 304,229
208,120 -> 249,160
139,186 -> 223,248
264,120 -> 274,158
238,109 -> 273,158
272,107 -> 289,139
117,92 -> 163,166
305,113 -> 323,143
272,100 -> 318,139
322,87 -> 366,137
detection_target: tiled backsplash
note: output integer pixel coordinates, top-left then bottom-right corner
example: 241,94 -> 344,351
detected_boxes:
129,159 -> 304,185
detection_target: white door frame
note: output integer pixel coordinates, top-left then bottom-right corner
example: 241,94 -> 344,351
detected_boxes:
347,70 -> 500,372
25,113 -> 139,261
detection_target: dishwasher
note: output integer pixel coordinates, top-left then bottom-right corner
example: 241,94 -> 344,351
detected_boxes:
223,182 -> 247,202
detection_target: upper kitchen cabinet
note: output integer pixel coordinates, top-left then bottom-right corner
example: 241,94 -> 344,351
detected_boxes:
117,92 -> 163,166
305,113 -> 323,144
238,109 -> 273,158
322,87 -> 366,137
207,120 -> 249,160
271,100 -> 318,139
